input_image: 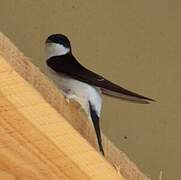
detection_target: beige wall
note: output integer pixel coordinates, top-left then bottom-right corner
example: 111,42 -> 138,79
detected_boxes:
0,1 -> 181,179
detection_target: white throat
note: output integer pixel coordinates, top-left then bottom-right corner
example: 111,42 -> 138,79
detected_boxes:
45,42 -> 70,59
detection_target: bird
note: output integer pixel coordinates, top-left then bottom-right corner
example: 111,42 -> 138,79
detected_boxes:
44,33 -> 155,155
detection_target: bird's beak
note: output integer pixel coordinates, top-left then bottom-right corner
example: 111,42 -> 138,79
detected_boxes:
46,39 -> 52,44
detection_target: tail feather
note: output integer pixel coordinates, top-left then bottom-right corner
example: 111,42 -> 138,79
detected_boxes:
89,101 -> 104,156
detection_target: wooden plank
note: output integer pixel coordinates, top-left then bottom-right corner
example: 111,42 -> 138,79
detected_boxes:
0,32 -> 150,180
0,56 -> 123,179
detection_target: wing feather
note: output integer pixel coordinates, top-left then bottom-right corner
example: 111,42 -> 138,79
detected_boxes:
47,55 -> 155,103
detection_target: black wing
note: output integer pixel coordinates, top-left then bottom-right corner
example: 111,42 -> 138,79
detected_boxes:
47,54 -> 155,103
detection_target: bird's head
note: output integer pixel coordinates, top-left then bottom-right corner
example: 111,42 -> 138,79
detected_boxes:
45,34 -> 71,59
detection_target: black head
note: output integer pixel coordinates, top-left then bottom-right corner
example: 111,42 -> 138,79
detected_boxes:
46,34 -> 71,49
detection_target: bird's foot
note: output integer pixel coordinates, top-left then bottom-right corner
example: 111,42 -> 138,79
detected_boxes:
65,94 -> 78,104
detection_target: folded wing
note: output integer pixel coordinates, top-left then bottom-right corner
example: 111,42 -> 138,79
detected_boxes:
47,55 -> 155,103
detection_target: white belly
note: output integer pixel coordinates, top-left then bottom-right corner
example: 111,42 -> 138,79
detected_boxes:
44,66 -> 102,118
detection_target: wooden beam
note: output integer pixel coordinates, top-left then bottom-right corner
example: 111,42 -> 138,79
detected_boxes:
0,56 -> 123,179
0,32 -> 150,180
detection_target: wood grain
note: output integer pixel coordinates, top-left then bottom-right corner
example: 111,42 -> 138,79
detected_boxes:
0,57 -> 123,179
